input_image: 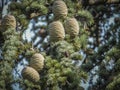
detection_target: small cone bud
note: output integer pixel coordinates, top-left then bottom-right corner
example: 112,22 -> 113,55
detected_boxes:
52,0 -> 68,20
29,53 -> 44,71
64,18 -> 79,37
22,66 -> 40,83
39,29 -> 47,38
48,21 -> 65,42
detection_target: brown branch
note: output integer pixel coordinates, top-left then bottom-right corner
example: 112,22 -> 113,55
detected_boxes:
90,0 -> 120,4
0,0 -> 4,19
83,0 -> 120,5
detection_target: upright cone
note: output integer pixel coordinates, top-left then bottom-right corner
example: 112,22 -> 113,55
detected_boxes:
29,53 -> 44,71
52,0 -> 68,20
64,18 -> 79,37
48,21 -> 65,42
22,66 -> 40,83
1,15 -> 16,29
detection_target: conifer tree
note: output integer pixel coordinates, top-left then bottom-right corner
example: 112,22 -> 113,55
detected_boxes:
0,0 -> 120,90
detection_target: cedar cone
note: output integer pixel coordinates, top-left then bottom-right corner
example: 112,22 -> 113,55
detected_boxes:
48,21 -> 65,42
29,53 -> 44,71
64,18 -> 79,37
1,15 -> 16,29
52,0 -> 68,20
22,66 -> 40,83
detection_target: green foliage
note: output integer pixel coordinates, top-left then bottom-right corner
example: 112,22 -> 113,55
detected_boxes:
63,0 -> 82,17
50,41 -> 74,59
2,28 -> 22,61
9,0 -> 47,30
77,10 -> 94,26
74,34 -> 88,50
0,27 -> 22,90
70,52 -> 83,60
106,74 -> 120,90
41,55 -> 87,90
106,47 -> 120,61
114,59 -> 120,71
1,0 -> 120,90
21,79 -> 41,90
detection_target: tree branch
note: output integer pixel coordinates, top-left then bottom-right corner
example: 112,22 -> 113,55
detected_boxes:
83,0 -> 120,5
